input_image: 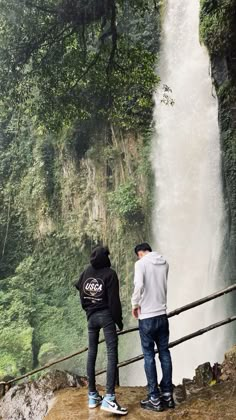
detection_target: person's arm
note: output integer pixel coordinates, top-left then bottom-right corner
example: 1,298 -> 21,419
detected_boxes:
131,262 -> 144,318
107,271 -> 123,331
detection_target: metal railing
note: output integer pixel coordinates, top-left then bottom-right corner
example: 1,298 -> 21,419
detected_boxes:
0,282 -> 236,392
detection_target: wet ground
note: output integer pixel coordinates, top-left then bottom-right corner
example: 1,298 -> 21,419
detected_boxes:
45,381 -> 236,420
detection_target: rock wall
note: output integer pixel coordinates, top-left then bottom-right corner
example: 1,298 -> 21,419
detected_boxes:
0,370 -> 86,420
200,0 -> 236,279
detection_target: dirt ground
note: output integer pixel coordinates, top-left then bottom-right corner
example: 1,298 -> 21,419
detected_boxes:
45,380 -> 236,420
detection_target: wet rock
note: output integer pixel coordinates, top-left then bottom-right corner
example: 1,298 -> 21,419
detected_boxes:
224,345 -> 236,366
220,345 -> 236,381
173,384 -> 186,404
0,370 -> 86,420
182,378 -> 193,398
220,373 -> 229,382
182,378 -> 202,398
212,362 -> 221,382
195,362 -> 213,386
211,56 -> 229,88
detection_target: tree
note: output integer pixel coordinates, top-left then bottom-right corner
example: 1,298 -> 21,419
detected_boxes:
0,0 -> 159,130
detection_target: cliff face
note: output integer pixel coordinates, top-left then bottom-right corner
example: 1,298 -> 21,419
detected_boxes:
200,0 -> 236,279
0,118 -> 154,380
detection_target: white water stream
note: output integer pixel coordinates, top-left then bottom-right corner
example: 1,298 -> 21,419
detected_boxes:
151,0 -> 227,382
120,0 -> 231,387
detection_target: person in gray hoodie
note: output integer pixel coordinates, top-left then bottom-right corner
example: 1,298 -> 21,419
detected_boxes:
131,242 -> 174,412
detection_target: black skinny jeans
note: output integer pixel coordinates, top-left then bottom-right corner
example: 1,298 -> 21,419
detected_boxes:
87,309 -> 118,394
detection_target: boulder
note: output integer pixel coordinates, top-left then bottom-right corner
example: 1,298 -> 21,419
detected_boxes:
195,362 -> 213,387
212,362 -> 221,382
220,372 -> 229,382
174,384 -> 186,404
224,345 -> 236,366
0,370 -> 86,420
220,345 -> 236,381
182,378 -> 203,398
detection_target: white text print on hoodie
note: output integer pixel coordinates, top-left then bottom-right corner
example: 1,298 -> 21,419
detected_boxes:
131,252 -> 169,320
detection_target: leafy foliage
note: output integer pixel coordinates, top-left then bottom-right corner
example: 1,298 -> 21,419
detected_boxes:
0,0 -> 159,379
200,0 -> 236,55
0,0 -> 159,131
108,181 -> 144,225
200,0 -> 236,276
0,326 -> 33,377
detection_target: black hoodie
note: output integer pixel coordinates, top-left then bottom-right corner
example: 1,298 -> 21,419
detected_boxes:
74,246 -> 123,330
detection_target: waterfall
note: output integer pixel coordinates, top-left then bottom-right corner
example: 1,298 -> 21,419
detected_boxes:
152,0 -> 227,382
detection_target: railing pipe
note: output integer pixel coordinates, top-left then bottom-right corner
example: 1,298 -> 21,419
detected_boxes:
2,283 -> 236,387
95,315 -> 236,376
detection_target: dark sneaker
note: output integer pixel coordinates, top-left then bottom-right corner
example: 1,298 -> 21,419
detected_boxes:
162,393 -> 175,409
140,396 -> 164,412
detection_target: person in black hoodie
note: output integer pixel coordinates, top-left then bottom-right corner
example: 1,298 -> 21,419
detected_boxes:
74,246 -> 128,416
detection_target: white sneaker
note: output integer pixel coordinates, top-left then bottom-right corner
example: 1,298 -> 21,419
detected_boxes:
101,394 -> 128,415
88,391 -> 103,409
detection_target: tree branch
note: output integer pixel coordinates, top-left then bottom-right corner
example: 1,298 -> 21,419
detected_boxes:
12,23 -> 58,68
67,51 -> 101,94
107,0 -> 118,74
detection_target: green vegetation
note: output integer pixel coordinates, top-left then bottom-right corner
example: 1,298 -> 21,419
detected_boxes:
0,0 -> 159,131
200,0 -> 236,276
0,0 -> 159,378
200,0 -> 236,55
108,181 -> 144,226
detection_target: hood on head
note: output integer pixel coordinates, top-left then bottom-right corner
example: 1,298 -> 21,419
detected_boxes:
144,251 -> 166,265
90,246 -> 111,269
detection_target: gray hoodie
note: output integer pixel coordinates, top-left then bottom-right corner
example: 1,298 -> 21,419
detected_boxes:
131,251 -> 169,320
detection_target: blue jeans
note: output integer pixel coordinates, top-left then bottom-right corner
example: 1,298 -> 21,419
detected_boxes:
139,314 -> 173,398
87,309 -> 118,394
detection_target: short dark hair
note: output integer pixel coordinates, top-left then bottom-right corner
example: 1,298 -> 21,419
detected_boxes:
134,242 -> 152,255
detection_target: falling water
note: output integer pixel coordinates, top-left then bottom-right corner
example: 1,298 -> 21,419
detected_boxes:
152,0 -> 227,382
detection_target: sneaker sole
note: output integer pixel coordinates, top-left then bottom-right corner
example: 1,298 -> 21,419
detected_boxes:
101,406 -> 128,415
140,404 -> 164,413
162,401 -> 175,409
89,402 -> 102,409
163,404 -> 175,409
